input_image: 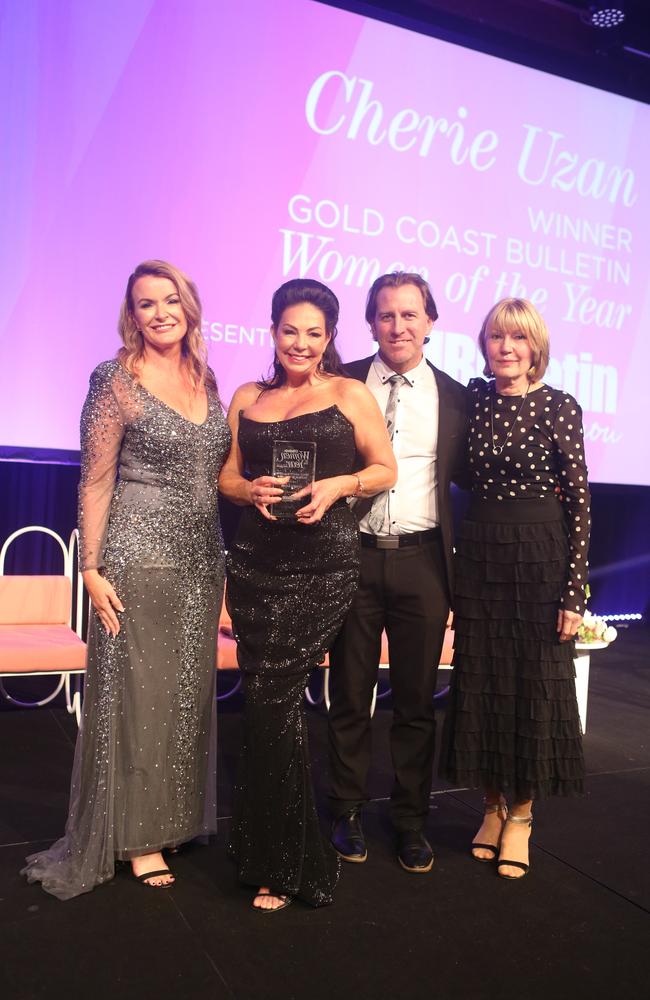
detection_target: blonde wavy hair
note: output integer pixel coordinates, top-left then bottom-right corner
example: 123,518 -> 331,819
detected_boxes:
117,259 -> 216,394
478,297 -> 550,382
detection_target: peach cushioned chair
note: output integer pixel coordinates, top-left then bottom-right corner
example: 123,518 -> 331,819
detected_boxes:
0,527 -> 86,724
216,586 -> 454,714
215,590 -> 242,700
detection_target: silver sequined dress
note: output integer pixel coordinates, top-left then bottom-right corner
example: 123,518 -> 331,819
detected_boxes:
23,360 -> 231,899
227,406 -> 360,906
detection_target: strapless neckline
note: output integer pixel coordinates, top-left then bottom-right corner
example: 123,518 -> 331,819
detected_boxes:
239,404 -> 352,428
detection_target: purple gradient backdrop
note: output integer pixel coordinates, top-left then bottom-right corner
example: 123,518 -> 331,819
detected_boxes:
1,0 -> 648,483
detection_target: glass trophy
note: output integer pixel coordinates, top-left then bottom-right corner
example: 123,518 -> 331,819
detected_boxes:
271,440 -> 317,520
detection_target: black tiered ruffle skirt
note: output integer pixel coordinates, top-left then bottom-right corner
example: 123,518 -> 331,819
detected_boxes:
442,498 -> 585,799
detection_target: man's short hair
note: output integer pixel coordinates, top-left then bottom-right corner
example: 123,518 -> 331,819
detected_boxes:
365,272 -> 439,325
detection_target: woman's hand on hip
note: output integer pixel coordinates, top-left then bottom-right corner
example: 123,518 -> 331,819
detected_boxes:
557,608 -> 582,642
82,569 -> 124,637
249,475 -> 289,520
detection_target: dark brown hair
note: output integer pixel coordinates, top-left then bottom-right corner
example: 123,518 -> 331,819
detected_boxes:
258,278 -> 346,389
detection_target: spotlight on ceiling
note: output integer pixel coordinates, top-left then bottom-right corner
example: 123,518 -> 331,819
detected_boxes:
588,4 -> 626,29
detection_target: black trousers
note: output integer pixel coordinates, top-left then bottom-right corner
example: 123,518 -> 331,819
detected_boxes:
327,537 -> 449,832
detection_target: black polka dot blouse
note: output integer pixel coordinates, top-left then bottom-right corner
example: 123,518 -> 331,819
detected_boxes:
467,377 -> 591,615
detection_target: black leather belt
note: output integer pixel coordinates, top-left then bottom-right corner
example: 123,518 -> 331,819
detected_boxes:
360,528 -> 441,550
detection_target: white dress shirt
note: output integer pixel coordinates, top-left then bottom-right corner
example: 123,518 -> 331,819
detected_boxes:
359,354 -> 439,536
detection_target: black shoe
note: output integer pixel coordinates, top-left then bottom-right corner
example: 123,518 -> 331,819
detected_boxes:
397,831 -> 434,873
331,809 -> 367,863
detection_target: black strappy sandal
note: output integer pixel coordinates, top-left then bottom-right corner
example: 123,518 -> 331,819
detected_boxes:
471,800 -> 507,862
134,867 -> 175,888
497,813 -> 532,880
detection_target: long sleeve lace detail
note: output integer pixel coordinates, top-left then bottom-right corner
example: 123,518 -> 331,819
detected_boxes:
552,395 -> 591,615
78,362 -> 125,571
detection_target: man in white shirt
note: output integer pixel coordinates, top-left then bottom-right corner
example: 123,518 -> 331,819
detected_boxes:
328,272 -> 467,873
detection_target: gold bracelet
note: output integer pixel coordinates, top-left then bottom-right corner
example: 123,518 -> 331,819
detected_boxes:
353,474 -> 364,496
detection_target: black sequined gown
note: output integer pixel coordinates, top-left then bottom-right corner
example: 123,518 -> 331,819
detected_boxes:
227,405 -> 360,906
23,361 -> 231,899
442,379 -> 590,799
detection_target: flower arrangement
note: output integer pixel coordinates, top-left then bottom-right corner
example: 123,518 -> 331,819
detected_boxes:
577,609 -> 617,645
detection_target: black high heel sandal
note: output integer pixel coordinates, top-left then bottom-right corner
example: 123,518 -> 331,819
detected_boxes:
497,813 -> 533,880
471,800 -> 507,863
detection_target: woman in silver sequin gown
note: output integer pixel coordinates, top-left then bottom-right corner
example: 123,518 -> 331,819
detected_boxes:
219,279 -> 396,912
23,261 -> 231,899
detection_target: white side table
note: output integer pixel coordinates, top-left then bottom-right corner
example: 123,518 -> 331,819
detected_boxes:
574,640 -> 608,733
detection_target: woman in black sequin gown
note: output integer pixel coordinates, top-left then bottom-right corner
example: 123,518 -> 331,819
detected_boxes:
219,279 -> 396,911
23,261 -> 230,898
442,298 -> 590,880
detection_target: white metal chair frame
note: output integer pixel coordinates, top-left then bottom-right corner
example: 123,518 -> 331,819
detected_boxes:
0,525 -> 85,723
216,671 -> 242,701
1,526 -> 244,717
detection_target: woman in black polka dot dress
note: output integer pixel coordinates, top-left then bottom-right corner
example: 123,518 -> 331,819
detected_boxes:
442,298 -> 590,880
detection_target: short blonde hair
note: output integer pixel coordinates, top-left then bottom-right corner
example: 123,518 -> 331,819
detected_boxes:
117,259 -> 216,394
478,298 -> 549,381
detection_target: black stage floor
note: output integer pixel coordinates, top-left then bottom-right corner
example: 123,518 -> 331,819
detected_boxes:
1,627 -> 649,1000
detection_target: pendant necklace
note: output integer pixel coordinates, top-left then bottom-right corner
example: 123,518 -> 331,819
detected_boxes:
490,382 -> 531,456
